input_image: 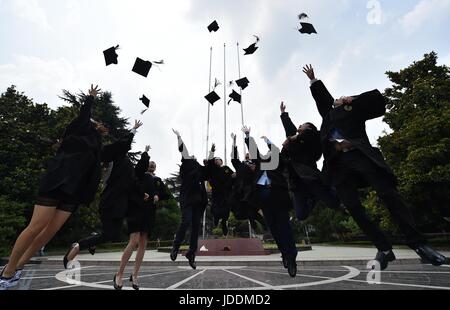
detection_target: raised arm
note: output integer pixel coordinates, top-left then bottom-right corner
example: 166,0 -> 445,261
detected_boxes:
303,65 -> 334,118
173,129 -> 190,159
101,120 -> 142,163
65,85 -> 101,136
280,102 -> 298,137
242,126 -> 261,162
135,145 -> 151,180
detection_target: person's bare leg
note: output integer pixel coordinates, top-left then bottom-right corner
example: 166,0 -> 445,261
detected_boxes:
116,233 -> 140,286
16,210 -> 72,269
133,233 -> 148,281
3,206 -> 56,277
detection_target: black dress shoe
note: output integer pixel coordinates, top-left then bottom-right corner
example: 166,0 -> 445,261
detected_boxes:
415,245 -> 447,266
113,275 -> 123,290
221,220 -> 229,236
373,250 -> 396,270
130,275 -> 139,291
89,246 -> 96,256
287,257 -> 297,278
186,252 -> 197,270
63,243 -> 78,269
170,247 -> 179,262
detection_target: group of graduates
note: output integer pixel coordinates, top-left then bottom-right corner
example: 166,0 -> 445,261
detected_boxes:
1,64 -> 447,290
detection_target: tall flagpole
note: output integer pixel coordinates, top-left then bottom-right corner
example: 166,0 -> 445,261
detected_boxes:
203,46 -> 213,240
223,43 -> 227,166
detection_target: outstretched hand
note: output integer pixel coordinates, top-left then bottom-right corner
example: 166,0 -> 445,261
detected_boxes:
145,145 -> 151,153
172,129 -> 180,137
231,133 -> 237,143
242,126 -> 251,135
211,143 -> 216,153
133,120 -> 143,130
302,64 -> 316,81
88,84 -> 102,97
280,102 -> 286,113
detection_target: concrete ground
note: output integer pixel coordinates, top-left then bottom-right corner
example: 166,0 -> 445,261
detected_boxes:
3,246 -> 450,290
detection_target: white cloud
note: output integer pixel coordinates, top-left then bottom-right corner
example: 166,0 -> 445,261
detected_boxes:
400,0 -> 450,35
9,0 -> 52,31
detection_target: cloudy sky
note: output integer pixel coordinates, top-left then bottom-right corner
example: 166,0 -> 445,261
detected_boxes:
1,0 -> 450,178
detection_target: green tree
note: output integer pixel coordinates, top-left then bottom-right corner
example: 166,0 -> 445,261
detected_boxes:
379,52 -> 450,231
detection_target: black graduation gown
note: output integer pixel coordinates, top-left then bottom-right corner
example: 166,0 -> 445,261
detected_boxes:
280,112 -> 323,184
177,138 -> 208,209
310,80 -> 396,186
230,146 -> 260,221
127,151 -> 151,233
206,160 -> 234,222
245,137 -> 292,211
99,133 -> 137,219
38,95 -> 102,205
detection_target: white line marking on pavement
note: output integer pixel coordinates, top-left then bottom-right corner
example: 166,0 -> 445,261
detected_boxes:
167,270 -> 206,290
48,268 -> 187,290
242,266 -> 360,289
222,269 -> 278,290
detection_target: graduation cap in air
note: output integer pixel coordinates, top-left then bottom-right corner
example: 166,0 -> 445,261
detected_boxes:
140,95 -> 150,108
228,90 -> 241,104
297,13 -> 317,35
208,20 -> 220,32
243,35 -> 260,55
235,77 -> 250,90
299,22 -> 317,34
132,58 -> 164,78
205,78 -> 222,106
103,45 -> 120,66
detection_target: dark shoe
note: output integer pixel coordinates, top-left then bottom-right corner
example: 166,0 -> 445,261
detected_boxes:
373,250 -> 396,271
129,275 -> 139,291
287,257 -> 297,278
186,252 -> 197,270
415,245 -> 447,266
221,220 -> 229,236
170,247 -> 179,262
63,243 -> 79,269
113,275 -> 123,290
89,246 -> 96,256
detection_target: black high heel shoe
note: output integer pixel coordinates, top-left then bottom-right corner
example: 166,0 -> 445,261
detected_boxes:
113,274 -> 123,290
63,243 -> 79,269
129,275 -> 139,291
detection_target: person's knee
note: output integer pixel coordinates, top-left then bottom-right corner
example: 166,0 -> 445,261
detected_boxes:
130,234 -> 140,247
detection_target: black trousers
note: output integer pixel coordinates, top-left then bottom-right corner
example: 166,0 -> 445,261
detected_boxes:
173,203 -> 206,255
333,150 -> 426,251
293,180 -> 340,220
257,186 -> 298,259
78,216 -> 123,250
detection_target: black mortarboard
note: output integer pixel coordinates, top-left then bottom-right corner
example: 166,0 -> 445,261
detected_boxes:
205,91 -> 221,106
208,20 -> 219,32
299,22 -> 317,34
133,58 -> 152,77
103,45 -> 119,66
140,95 -> 150,108
235,77 -> 250,90
228,90 -> 241,104
244,35 -> 260,55
244,43 -> 258,55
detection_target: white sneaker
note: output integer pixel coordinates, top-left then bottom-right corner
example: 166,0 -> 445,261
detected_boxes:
0,276 -> 17,290
12,269 -> 23,283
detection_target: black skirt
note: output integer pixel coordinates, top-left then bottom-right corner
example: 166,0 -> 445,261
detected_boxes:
127,203 -> 156,235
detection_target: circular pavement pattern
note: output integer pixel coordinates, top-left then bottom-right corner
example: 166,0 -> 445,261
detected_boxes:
6,263 -> 450,290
